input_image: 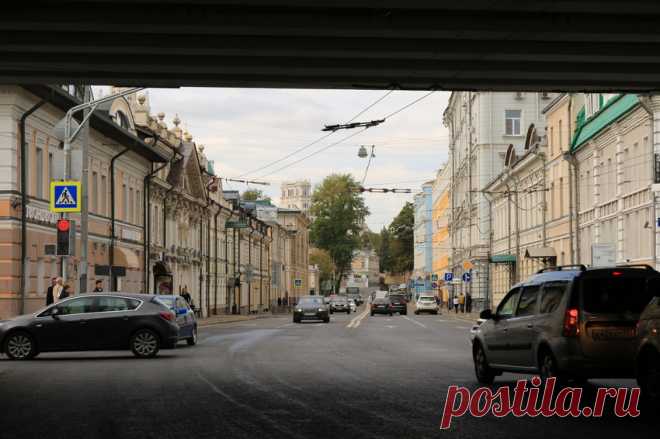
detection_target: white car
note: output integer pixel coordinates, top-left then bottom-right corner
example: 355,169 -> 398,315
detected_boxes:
348,298 -> 357,313
415,296 -> 439,315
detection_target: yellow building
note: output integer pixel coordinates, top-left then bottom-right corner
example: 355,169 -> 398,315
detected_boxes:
431,165 -> 450,293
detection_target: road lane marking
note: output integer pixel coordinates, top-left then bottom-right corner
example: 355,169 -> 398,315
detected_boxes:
455,326 -> 470,330
347,309 -> 369,329
402,315 -> 427,329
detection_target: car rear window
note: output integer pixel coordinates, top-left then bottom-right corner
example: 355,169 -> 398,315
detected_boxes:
581,276 -> 655,314
419,297 -> 434,302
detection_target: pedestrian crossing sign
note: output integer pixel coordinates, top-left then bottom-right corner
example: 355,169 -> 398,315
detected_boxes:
50,181 -> 81,213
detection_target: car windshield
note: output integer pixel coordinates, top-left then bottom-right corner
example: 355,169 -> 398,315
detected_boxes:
581,276 -> 654,314
298,298 -> 322,306
389,296 -> 405,302
332,298 -> 347,303
419,297 -> 435,302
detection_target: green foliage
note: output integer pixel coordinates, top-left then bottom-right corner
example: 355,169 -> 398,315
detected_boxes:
381,202 -> 414,274
241,189 -> 271,203
309,248 -> 335,283
310,174 -> 369,292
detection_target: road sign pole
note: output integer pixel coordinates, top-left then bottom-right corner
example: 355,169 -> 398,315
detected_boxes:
79,87 -> 91,294
61,103 -> 72,285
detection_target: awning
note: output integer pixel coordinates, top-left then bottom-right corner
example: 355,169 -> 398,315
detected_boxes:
113,247 -> 140,268
525,247 -> 557,259
490,254 -> 517,264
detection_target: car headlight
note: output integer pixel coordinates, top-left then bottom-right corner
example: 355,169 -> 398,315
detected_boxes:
318,308 -> 324,312
296,308 -> 303,312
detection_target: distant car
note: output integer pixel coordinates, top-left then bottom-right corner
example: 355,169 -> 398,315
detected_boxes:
330,297 -> 351,314
636,287 -> 660,406
349,293 -> 363,306
0,293 -> 179,360
155,295 -> 198,346
293,296 -> 330,323
473,265 -> 660,385
415,296 -> 438,315
388,294 -> 407,315
348,298 -> 357,313
370,298 -> 392,316
372,290 -> 388,302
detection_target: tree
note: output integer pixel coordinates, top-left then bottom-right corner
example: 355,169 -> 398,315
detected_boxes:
378,227 -> 393,273
388,202 -> 414,274
310,174 -> 369,293
309,247 -> 335,287
241,189 -> 271,203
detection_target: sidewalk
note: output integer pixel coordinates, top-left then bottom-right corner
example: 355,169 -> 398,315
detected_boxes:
437,309 -> 481,323
197,313 -> 276,328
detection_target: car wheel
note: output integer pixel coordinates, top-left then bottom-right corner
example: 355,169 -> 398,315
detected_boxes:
370,312 -> 375,316
186,326 -> 198,346
130,329 -> 160,358
347,310 -> 351,314
638,348 -> 660,404
538,348 -> 563,382
402,311 -> 407,315
415,310 -> 419,315
4,331 -> 37,360
389,312 -> 393,316
323,317 -> 330,323
473,342 -> 496,384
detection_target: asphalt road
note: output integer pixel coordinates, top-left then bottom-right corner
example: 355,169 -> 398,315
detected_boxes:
0,306 -> 656,439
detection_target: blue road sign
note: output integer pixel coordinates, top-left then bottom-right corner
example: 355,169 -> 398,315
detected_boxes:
50,181 -> 81,213
462,272 -> 472,282
444,272 -> 454,282
431,282 -> 438,289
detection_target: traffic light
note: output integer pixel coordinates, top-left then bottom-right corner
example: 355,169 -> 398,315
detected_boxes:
56,219 -> 75,256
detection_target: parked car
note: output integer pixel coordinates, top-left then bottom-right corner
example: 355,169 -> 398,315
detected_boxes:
330,297 -> 351,314
293,296 -> 330,323
388,294 -> 408,315
370,298 -> 392,316
415,295 -> 438,315
349,293 -> 363,306
0,293 -> 179,360
154,295 -> 198,346
472,265 -> 660,384
348,298 -> 357,313
636,287 -> 660,406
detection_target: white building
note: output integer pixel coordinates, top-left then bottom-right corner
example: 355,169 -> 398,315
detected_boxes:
280,180 -> 312,215
443,91 -> 555,310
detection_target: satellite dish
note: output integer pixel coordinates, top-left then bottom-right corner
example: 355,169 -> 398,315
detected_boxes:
52,117 -> 80,142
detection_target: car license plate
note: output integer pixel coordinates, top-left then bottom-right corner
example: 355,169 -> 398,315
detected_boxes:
590,327 -> 636,340
304,313 -> 316,316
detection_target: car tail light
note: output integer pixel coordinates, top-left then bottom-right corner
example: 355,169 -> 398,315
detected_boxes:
159,311 -> 175,322
612,271 -> 623,277
562,308 -> 579,337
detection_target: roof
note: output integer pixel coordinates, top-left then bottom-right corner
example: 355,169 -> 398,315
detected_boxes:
571,94 -> 640,151
22,85 -> 170,163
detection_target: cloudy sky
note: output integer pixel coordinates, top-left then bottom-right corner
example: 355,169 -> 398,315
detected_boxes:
113,87 -> 451,230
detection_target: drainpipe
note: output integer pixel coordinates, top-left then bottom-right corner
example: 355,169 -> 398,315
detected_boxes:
259,225 -> 264,311
213,204 -> 220,315
109,147 -> 129,291
206,213 -> 211,317
198,216 -> 203,316
225,210 -> 233,313
566,95 -> 575,264
19,100 -> 45,315
248,227 -> 254,313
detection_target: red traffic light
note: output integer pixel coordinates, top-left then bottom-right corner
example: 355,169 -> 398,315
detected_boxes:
57,219 -> 70,232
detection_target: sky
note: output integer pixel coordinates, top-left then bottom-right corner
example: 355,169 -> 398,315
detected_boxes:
104,87 -> 451,230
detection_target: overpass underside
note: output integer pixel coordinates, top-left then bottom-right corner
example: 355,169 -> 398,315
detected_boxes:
3,1 -> 660,91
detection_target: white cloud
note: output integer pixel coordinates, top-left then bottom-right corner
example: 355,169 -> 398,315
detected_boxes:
132,87 -> 451,229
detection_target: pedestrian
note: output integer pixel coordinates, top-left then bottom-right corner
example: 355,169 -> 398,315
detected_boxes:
181,285 -> 192,305
453,294 -> 459,313
59,284 -> 72,300
46,277 -> 57,306
442,288 -> 449,310
93,280 -> 104,293
465,292 -> 472,313
459,292 -> 466,313
53,277 -> 64,303
277,297 -> 282,307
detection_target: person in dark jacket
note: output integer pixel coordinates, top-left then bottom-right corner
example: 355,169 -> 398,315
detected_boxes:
59,284 -> 72,300
46,277 -> 57,306
93,280 -> 104,293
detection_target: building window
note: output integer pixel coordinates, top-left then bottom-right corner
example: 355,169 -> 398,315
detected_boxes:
129,188 -> 134,223
505,110 -> 522,136
36,147 -> 44,198
558,120 -> 563,151
136,190 -> 141,226
100,175 -> 107,216
123,184 -> 128,221
92,171 -> 98,213
48,152 -> 54,184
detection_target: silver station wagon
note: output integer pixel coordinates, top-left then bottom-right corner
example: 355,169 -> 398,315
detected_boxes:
472,265 -> 660,384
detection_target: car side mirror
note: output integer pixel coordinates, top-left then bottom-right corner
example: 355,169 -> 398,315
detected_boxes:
51,307 -> 61,319
479,309 -> 493,320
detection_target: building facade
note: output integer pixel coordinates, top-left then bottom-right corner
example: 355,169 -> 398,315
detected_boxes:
277,208 -> 311,300
413,181 -> 434,293
0,85 -> 171,318
444,91 -> 555,310
431,165 -> 451,292
350,248 -> 380,287
280,180 -> 312,215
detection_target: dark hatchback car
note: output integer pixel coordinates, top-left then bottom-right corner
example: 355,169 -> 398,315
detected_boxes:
371,298 -> 393,316
388,294 -> 408,315
0,293 -> 179,360
473,265 -> 660,384
293,296 -> 330,323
